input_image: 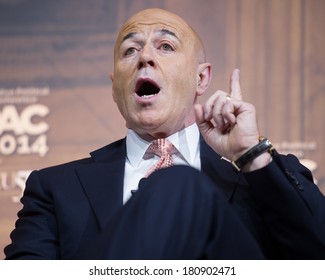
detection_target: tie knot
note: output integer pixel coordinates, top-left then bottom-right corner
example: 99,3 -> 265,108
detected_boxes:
149,138 -> 174,157
145,138 -> 174,177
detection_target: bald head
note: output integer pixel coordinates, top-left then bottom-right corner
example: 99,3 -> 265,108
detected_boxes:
114,8 -> 206,63
111,8 -> 212,139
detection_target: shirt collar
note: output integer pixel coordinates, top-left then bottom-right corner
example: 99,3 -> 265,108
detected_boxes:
126,123 -> 200,167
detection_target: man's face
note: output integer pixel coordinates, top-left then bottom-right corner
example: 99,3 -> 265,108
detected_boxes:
111,9 -> 207,140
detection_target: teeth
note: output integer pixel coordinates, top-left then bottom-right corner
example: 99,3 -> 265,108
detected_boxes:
140,94 -> 156,98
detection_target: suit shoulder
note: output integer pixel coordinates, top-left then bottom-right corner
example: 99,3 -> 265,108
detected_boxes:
36,156 -> 93,177
37,138 -> 126,175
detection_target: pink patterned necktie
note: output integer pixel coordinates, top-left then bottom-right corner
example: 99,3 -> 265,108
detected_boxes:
145,138 -> 174,177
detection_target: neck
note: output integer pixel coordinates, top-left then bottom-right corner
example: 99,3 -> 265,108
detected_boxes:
136,120 -> 196,142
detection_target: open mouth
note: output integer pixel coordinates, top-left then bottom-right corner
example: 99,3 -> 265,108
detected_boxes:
135,80 -> 160,98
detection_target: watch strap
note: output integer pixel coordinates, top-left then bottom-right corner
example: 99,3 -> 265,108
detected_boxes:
231,138 -> 273,172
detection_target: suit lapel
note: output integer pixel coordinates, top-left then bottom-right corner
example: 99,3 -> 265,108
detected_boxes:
75,136 -> 243,229
76,139 -> 126,229
200,138 -> 242,201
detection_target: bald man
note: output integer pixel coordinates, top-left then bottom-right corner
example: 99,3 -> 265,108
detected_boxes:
5,9 -> 325,259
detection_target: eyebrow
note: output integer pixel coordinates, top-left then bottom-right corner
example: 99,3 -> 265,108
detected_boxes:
159,28 -> 178,39
121,28 -> 179,43
122,32 -> 137,42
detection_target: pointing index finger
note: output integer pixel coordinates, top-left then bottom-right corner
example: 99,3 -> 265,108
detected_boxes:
230,69 -> 242,100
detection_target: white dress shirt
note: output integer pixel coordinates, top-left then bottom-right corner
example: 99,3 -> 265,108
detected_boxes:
123,123 -> 201,203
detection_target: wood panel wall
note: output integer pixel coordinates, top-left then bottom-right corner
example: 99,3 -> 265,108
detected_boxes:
166,0 -> 325,190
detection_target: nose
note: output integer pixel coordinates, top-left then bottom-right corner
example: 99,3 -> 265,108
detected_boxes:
138,46 -> 156,69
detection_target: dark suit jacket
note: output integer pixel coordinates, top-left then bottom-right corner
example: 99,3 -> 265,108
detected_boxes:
4,138 -> 325,259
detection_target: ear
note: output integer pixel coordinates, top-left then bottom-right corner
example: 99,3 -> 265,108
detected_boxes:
196,62 -> 211,96
109,73 -> 114,82
109,73 -> 117,102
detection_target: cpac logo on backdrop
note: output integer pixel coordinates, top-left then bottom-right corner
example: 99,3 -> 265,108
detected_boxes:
0,104 -> 49,157
0,170 -> 31,203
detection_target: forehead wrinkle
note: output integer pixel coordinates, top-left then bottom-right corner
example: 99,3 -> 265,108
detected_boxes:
115,9 -> 206,62
117,15 -> 185,41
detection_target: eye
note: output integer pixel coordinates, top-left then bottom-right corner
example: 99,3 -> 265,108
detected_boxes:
160,43 -> 174,52
124,47 -> 136,56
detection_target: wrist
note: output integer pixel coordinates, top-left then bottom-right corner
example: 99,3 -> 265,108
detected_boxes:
241,151 -> 272,172
224,137 -> 274,172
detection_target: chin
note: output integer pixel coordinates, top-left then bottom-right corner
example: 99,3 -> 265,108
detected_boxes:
130,121 -> 170,139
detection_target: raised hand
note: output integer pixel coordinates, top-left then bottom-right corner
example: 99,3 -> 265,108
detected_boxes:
194,69 -> 270,171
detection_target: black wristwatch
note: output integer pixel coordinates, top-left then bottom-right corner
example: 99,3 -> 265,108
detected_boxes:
231,137 -> 273,172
